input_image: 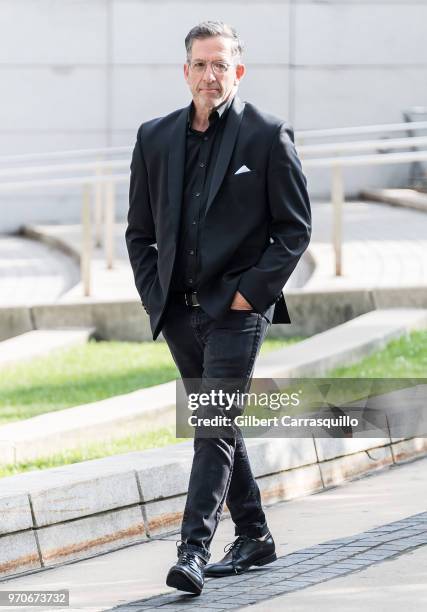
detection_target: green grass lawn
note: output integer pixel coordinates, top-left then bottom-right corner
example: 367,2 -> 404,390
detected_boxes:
0,426 -> 185,478
330,329 -> 427,378
1,330 -> 425,478
0,336 -> 299,477
0,337 -> 299,425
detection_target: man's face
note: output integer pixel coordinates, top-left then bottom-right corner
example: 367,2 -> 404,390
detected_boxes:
184,36 -> 245,109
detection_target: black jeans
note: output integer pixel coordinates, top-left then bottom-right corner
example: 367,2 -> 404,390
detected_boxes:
161,300 -> 274,563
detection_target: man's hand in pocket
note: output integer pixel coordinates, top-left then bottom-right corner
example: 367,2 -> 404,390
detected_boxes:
230,291 -> 253,311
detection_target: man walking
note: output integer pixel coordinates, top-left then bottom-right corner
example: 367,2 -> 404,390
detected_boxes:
126,21 -> 311,595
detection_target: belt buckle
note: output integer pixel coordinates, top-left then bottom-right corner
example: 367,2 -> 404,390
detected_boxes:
185,292 -> 199,307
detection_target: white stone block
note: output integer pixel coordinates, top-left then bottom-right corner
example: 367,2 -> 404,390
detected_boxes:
0,68 -> 107,131
0,0 -> 107,64
31,472 -> 141,527
0,494 -> 33,535
314,437 -> 391,463
238,66 -> 290,119
292,67 -> 427,130
144,494 -> 186,537
113,64 -> 289,132
257,463 -> 323,505
113,1 -> 290,64
392,437 -> 427,463
319,445 -> 393,488
38,506 -> 146,566
294,4 -> 427,66
246,437 -> 318,476
136,458 -> 192,503
0,532 -> 40,578
112,66 -> 189,130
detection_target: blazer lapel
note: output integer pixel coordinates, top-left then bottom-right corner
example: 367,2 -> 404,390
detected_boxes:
205,96 -> 246,217
167,106 -> 188,245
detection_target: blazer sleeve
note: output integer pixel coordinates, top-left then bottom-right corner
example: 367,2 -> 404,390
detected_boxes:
237,123 -> 312,313
125,126 -> 158,311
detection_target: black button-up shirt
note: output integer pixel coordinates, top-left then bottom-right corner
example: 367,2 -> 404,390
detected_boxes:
170,96 -> 233,293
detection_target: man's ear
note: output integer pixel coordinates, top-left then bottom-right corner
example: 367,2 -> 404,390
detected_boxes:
183,63 -> 190,82
235,63 -> 246,84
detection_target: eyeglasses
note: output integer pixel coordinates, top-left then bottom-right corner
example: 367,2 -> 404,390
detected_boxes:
188,60 -> 232,74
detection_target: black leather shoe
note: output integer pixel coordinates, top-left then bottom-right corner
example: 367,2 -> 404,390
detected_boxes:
166,546 -> 206,595
204,533 -> 277,577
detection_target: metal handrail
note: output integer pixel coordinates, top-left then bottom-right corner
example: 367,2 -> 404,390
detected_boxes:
0,146 -> 129,165
302,149 -> 427,168
299,136 -> 427,156
0,121 -> 426,166
296,120 -> 427,141
300,150 -> 427,277
0,173 -> 129,192
0,174 -> 129,297
2,129 -> 427,293
0,159 -> 128,179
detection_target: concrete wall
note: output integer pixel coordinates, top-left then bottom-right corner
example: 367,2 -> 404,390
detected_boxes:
1,0 -> 426,230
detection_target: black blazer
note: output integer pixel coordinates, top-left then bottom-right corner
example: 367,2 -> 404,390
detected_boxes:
126,96 -> 311,340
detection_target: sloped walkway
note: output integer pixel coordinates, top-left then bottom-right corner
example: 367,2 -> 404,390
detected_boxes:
304,200 -> 427,290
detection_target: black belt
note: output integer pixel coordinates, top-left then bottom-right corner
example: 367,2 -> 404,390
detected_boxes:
171,291 -> 200,307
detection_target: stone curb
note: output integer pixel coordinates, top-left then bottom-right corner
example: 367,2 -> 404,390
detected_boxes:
1,309 -> 426,463
2,285 -> 427,344
0,382 -> 176,464
1,435 -> 426,580
0,328 -> 95,367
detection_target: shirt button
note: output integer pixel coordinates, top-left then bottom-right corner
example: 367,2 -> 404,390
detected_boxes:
188,278 -> 193,284
199,162 -> 206,168
203,136 -> 208,141
192,220 -> 197,225
189,250 -> 194,255
195,192 -> 201,197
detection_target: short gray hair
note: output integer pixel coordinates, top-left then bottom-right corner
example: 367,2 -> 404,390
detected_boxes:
185,21 -> 244,62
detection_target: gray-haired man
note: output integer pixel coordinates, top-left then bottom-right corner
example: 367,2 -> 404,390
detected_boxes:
126,21 -> 311,595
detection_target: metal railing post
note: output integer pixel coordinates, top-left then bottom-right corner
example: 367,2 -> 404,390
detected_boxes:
81,183 -> 92,296
94,162 -> 103,247
332,164 -> 344,276
105,180 -> 115,269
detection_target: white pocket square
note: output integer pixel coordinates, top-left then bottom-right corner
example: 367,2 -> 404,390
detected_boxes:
234,165 -> 251,175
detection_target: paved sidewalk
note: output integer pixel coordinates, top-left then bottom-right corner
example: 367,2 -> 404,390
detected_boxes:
244,543 -> 426,612
1,454 -> 426,611
1,199 -> 424,308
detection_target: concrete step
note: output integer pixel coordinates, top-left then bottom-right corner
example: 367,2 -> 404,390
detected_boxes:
0,328 -> 95,367
0,381 -> 176,464
0,414 -> 425,579
0,309 -> 426,464
256,308 -> 427,377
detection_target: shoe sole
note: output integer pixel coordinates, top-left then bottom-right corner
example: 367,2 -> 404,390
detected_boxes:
253,552 -> 278,567
166,568 -> 202,595
205,552 -> 278,578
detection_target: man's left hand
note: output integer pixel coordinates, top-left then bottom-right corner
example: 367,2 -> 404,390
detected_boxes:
230,291 -> 253,310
